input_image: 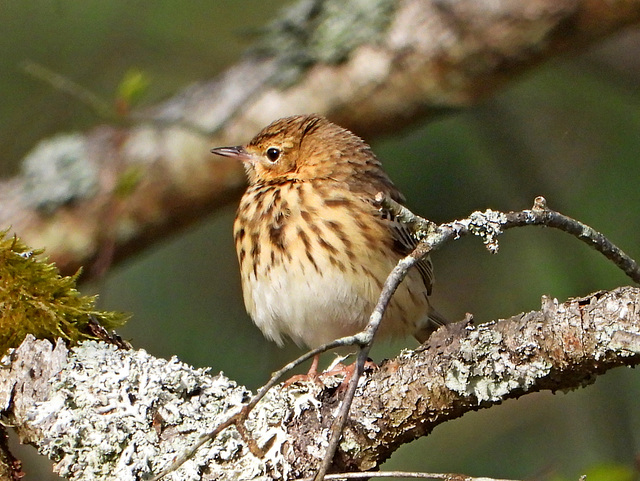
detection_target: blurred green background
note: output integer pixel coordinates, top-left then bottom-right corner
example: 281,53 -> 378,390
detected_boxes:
2,2 -> 640,480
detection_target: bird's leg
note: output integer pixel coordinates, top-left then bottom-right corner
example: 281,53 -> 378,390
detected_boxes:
307,353 -> 320,378
283,354 -> 321,386
319,358 -> 378,389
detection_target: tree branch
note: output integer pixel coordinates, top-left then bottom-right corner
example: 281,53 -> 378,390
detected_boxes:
2,0 -> 639,278
377,194 -> 640,282
1,285 -> 639,480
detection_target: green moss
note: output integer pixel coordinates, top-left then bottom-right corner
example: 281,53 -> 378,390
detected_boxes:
0,231 -> 128,354
255,0 -> 395,85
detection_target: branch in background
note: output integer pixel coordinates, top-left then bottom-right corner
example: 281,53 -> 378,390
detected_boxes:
1,0 -> 639,278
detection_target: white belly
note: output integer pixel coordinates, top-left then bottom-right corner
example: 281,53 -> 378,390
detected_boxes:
247,265 -> 373,348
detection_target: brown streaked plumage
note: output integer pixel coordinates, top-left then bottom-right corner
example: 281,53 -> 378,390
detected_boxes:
212,114 -> 445,351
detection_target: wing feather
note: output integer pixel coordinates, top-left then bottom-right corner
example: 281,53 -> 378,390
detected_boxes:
379,203 -> 434,296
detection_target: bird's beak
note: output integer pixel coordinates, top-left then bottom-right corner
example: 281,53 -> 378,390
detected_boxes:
210,146 -> 252,163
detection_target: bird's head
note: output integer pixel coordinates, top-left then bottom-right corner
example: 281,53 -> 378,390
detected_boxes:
211,114 -> 382,186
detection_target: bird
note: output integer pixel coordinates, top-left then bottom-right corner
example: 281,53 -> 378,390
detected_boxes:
211,114 -> 445,373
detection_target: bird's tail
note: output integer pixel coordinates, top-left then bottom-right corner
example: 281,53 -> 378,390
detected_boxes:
414,307 -> 450,344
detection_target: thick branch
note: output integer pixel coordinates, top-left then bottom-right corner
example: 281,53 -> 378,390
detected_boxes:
1,0 -> 639,277
1,287 -> 639,480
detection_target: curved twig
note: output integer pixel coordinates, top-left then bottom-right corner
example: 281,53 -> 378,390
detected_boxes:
313,195 -> 639,481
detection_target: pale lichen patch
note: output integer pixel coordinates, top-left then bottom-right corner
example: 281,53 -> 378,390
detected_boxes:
21,133 -> 98,213
444,323 -> 551,403
31,341 -> 297,481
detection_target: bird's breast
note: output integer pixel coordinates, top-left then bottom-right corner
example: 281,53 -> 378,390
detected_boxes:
233,181 -> 428,347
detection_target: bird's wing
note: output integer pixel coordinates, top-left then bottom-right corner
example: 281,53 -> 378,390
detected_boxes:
379,203 -> 434,296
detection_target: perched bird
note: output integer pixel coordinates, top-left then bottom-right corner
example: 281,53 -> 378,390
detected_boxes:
212,114 -> 445,364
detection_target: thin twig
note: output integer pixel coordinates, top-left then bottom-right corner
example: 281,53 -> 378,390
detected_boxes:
154,256 -> 423,481
504,197 -> 640,282
313,256 -> 419,481
21,60 -> 115,120
21,60 -> 215,138
312,194 -> 639,481
374,192 -> 436,238
307,470 -> 522,480
379,195 -> 640,283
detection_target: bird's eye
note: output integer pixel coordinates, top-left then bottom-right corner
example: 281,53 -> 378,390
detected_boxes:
266,147 -> 281,162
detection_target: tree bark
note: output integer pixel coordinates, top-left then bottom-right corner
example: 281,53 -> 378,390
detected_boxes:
1,0 -> 639,278
2,287 -> 639,480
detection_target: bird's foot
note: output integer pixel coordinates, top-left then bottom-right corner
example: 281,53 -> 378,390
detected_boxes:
320,358 -> 378,392
283,354 -> 377,388
283,353 -> 322,387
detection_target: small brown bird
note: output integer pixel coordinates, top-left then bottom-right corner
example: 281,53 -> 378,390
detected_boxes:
212,115 -> 444,361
